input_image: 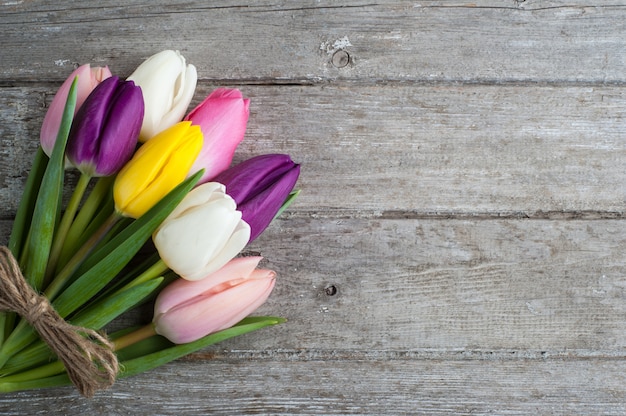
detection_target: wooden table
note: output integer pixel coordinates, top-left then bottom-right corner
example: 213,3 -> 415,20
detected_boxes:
1,1 -> 625,414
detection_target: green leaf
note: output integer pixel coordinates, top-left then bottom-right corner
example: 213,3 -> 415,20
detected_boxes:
23,78 -> 78,291
57,178 -> 116,272
114,332 -> 171,362
70,278 -> 163,329
0,341 -> 53,376
118,316 -> 285,379
79,252 -> 161,310
0,373 -> 71,393
52,170 -> 203,318
8,147 -> 49,259
274,189 -> 301,220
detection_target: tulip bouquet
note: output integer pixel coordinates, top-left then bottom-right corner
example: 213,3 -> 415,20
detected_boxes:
0,50 -> 300,397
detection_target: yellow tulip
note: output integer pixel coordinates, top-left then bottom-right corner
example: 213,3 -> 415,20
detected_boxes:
113,121 -> 203,218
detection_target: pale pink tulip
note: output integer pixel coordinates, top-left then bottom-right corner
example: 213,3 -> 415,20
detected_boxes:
153,257 -> 276,344
185,88 -> 250,184
40,64 -> 112,156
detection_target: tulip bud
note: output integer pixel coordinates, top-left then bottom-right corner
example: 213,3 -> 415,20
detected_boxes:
213,154 -> 300,242
153,182 -> 251,281
127,50 -> 197,142
113,121 -> 203,218
66,76 -> 144,177
40,64 -> 112,156
153,257 -> 276,344
185,88 -> 250,184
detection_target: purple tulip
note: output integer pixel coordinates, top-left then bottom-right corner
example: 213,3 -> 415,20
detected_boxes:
213,154 -> 300,242
66,76 -> 144,177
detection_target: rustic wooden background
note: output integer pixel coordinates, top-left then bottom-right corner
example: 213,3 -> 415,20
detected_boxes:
1,0 -> 625,414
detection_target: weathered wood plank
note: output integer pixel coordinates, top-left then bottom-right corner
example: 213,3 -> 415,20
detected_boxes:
1,357 -> 626,415
240,217 -> 626,351
1,84 -> 624,217
2,217 -> 622,352
1,0 -> 625,413
1,1 -> 625,83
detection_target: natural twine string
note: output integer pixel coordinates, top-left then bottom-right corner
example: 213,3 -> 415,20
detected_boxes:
0,246 -> 118,397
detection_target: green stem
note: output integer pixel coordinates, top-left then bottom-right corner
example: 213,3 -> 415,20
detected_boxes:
0,314 -> 5,346
0,361 -> 64,384
0,325 -> 156,383
44,212 -> 121,301
0,320 -> 36,369
119,259 -> 168,292
113,324 -> 157,351
0,373 -> 71,393
58,176 -> 114,271
18,232 -> 32,270
44,173 -> 92,286
83,257 -> 168,313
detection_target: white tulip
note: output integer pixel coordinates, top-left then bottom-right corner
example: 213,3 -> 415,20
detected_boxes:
127,50 -> 197,142
153,182 -> 251,281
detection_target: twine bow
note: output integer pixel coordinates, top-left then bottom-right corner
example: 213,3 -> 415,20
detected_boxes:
0,246 -> 118,397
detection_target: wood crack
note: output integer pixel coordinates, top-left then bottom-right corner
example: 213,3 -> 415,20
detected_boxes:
280,210 -> 626,221
185,348 -> 626,362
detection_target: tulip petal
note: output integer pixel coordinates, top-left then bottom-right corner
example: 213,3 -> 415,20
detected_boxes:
186,88 -> 250,182
114,121 -> 203,218
154,256 -> 263,315
158,64 -> 197,138
154,274 -> 275,344
128,50 -> 197,141
91,81 -> 144,176
214,154 -> 295,205
198,219 -> 251,280
214,154 -> 301,241
66,77 -> 144,177
66,76 -> 120,172
153,198 -> 248,280
241,164 -> 300,241
166,182 -> 225,220
40,64 -> 112,156
152,182 -> 252,280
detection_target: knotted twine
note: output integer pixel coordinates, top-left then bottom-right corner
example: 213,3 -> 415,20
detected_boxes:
0,246 -> 118,397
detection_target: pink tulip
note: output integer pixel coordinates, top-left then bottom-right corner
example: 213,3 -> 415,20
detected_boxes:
153,257 -> 276,344
185,88 -> 250,184
40,64 -> 112,156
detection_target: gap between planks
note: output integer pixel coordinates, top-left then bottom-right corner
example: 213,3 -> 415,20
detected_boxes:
183,348 -> 626,363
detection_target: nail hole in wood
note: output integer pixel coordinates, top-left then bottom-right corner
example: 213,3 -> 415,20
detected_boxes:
324,284 -> 338,296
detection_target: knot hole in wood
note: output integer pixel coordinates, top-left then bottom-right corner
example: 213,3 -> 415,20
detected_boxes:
331,50 -> 350,68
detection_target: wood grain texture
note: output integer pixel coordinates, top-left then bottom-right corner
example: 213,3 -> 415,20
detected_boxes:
1,1 -> 625,83
1,358 -> 626,415
1,84 -> 624,216
0,0 -> 625,414
246,217 -> 626,351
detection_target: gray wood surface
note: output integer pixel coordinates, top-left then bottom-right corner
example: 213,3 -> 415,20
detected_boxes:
1,1 -> 625,414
